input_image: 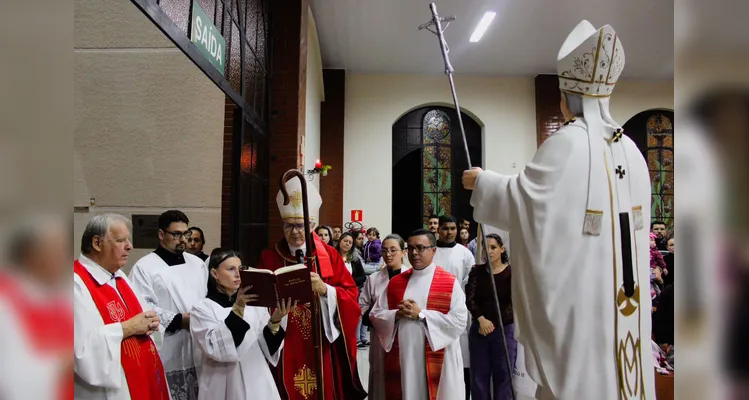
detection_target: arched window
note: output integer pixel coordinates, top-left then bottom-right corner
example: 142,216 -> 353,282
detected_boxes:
391,106 -> 482,237
623,110 -> 674,231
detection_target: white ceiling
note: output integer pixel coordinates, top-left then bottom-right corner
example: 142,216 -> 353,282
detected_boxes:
309,0 -> 674,79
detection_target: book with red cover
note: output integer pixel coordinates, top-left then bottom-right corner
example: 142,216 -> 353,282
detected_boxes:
239,263 -> 313,308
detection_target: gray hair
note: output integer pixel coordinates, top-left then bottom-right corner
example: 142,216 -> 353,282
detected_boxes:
80,213 -> 132,255
564,92 -> 584,117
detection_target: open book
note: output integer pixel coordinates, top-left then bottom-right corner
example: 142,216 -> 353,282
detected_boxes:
239,264 -> 313,308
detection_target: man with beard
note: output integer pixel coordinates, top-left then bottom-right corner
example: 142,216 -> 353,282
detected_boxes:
427,215 -> 440,236
129,210 -> 208,400
255,178 -> 366,400
651,221 -> 669,251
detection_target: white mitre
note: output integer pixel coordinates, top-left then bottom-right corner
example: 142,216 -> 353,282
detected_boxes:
557,20 -> 627,236
276,178 -> 322,228
557,20 -> 625,98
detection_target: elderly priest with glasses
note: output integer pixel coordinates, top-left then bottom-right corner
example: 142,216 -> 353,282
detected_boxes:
255,178 -> 366,400
74,214 -> 169,400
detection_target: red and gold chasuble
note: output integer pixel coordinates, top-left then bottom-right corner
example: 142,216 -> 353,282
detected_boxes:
384,266 -> 456,400
73,261 -> 169,400
257,233 -> 366,400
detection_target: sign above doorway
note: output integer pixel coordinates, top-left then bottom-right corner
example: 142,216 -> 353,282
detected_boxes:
190,0 -> 225,76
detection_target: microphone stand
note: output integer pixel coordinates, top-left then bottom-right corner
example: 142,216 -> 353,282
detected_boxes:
419,4 -> 516,399
280,170 -> 324,400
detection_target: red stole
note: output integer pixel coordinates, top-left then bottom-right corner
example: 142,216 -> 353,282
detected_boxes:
0,273 -> 73,400
384,266 -> 455,400
73,261 -> 169,400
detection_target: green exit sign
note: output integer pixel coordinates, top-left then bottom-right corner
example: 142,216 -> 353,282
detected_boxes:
190,0 -> 225,76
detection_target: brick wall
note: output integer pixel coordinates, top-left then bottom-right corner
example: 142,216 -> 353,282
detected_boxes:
221,97 -> 237,248
319,69 -> 345,228
268,0 -> 308,242
535,74 -> 564,147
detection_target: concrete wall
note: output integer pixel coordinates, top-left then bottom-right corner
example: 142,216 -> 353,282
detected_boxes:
74,0 -> 225,272
343,74 -> 674,234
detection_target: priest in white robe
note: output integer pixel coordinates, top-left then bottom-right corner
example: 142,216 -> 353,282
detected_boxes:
191,248 -> 292,400
371,229 -> 468,400
74,214 -> 169,400
129,210 -> 208,400
463,20 -> 655,399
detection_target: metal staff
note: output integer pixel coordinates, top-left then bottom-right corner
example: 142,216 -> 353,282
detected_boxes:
280,169 -> 324,400
419,4 -> 516,399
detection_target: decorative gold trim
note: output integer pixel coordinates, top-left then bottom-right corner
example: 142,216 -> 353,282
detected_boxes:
632,205 -> 642,211
293,365 -> 318,399
604,151 -> 624,400
618,332 -> 641,397
605,35 -> 619,86
585,209 -> 604,215
560,88 -> 612,98
617,285 -> 640,317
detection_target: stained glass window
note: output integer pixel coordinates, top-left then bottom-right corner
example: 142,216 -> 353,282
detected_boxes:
422,110 -> 452,226
646,114 -> 674,230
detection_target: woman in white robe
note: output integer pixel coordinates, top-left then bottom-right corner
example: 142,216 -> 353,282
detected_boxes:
190,248 -> 295,400
359,234 -> 409,400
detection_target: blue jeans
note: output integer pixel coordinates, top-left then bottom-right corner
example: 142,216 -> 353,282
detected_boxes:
357,318 -> 368,342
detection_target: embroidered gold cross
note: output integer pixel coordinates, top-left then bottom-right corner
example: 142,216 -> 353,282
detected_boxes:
293,366 -> 317,399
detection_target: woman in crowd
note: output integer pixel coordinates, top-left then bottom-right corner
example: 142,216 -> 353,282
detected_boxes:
359,234 -> 408,400
351,230 -> 365,254
336,233 -> 368,347
458,228 -> 471,247
191,248 -> 295,400
465,233 -> 516,400
315,225 -> 333,246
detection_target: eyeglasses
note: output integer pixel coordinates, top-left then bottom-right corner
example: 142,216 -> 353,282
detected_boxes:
380,248 -> 403,256
164,230 -> 192,240
406,245 -> 434,254
283,223 -> 306,232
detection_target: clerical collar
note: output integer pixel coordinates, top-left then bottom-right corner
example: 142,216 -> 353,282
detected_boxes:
411,263 -> 435,276
154,246 -> 186,266
387,268 -> 402,280
437,240 -> 457,248
207,289 -> 235,308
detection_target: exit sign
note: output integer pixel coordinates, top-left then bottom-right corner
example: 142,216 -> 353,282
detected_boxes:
351,210 -> 363,222
190,0 -> 226,75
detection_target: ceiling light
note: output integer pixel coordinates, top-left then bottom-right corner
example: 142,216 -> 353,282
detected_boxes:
469,11 -> 496,43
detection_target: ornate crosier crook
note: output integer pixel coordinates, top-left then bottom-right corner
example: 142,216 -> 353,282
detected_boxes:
419,4 -> 516,399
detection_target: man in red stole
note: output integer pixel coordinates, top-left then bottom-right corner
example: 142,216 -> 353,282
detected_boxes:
256,178 -> 366,400
73,214 -> 170,400
0,215 -> 73,400
370,229 -> 469,400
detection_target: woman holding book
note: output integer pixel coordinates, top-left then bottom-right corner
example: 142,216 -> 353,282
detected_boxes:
190,248 -> 295,400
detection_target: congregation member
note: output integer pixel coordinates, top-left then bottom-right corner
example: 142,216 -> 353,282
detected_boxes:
433,214 -> 475,397
371,229 -> 468,400
315,225 -> 333,246
186,226 -> 209,261
337,232 -> 368,347
191,248 -> 293,400
651,221 -> 669,251
331,226 -> 342,248
74,214 -> 169,400
129,210 -> 208,400
465,233 -> 516,400
0,216 -> 72,400
363,227 -> 383,275
458,228 -> 470,247
663,236 -> 674,287
467,224 -> 511,263
255,179 -> 366,400
427,214 -> 439,235
463,20 -> 655,399
352,230 -> 365,253
359,234 -> 409,400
